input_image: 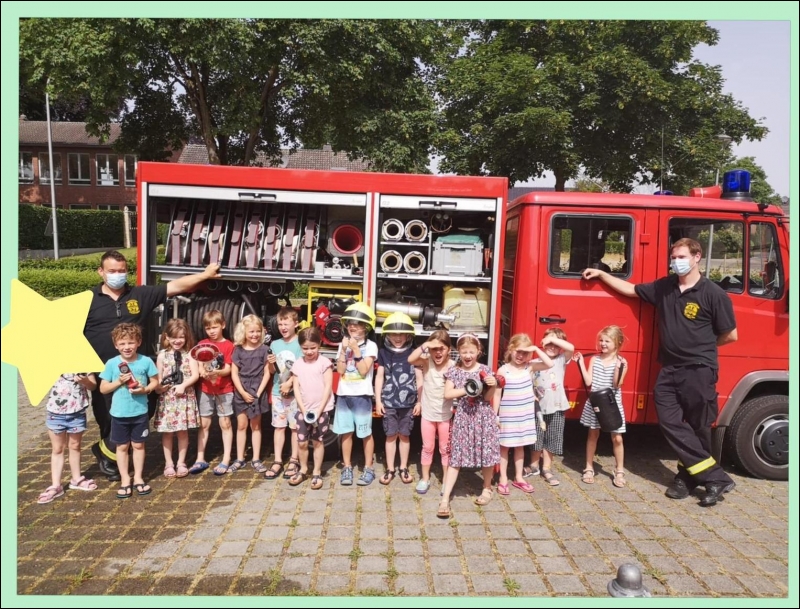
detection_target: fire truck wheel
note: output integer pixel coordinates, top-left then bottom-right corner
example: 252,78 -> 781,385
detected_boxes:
726,394 -> 788,481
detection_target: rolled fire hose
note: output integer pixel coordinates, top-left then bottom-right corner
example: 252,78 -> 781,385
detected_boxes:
381,218 -> 404,242
403,251 -> 426,274
380,250 -> 403,273
405,219 -> 428,242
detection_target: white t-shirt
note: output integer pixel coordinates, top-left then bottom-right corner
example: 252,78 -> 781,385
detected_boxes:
533,354 -> 571,414
336,339 -> 378,397
421,361 -> 454,422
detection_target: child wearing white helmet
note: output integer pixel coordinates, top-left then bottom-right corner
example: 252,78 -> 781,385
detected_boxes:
333,302 -> 379,486
376,312 -> 422,485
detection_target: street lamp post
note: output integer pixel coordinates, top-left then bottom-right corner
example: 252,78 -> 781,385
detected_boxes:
714,134 -> 733,186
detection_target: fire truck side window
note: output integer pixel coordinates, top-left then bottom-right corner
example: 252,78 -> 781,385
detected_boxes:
550,215 -> 632,278
748,223 -> 782,299
667,219 -> 745,294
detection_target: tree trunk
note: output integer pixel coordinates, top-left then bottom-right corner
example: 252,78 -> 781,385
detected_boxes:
553,168 -> 567,192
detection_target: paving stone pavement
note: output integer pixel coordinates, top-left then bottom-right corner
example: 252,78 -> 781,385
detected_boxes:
15,375 -> 790,598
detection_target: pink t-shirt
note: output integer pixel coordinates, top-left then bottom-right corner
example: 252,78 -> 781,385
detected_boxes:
291,356 -> 335,412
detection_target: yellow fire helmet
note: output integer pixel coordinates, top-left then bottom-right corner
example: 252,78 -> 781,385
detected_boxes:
342,302 -> 377,332
381,312 -> 416,335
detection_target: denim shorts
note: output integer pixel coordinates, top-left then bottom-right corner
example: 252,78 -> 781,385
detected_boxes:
45,411 -> 87,434
110,413 -> 150,445
382,407 -> 414,437
332,395 -> 374,438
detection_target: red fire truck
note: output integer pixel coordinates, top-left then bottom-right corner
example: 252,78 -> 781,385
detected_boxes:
136,162 -> 789,480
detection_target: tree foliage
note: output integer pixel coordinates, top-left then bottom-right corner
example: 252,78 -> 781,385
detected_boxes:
435,20 -> 768,191
20,18 -> 448,171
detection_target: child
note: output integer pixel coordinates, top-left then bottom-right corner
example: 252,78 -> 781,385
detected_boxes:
494,334 -> 553,495
265,307 -> 303,480
375,313 -> 422,485
99,323 -> 159,498
230,314 -> 271,472
408,329 -> 454,495
288,327 -> 334,489
154,319 -> 200,479
190,309 -> 236,476
332,302 -> 379,486
38,373 -> 98,504
575,325 -> 628,487
528,328 -> 575,486
437,334 -> 499,518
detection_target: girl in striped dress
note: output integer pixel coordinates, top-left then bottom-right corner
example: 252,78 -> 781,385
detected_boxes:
494,334 -> 553,495
574,326 -> 628,487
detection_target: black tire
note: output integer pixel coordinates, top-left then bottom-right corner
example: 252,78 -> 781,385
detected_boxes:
726,394 -> 788,480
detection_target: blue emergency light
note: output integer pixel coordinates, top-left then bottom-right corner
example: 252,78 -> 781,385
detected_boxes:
653,190 -> 673,196
721,169 -> 753,202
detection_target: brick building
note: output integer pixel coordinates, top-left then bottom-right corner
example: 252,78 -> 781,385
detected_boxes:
18,117 -> 158,210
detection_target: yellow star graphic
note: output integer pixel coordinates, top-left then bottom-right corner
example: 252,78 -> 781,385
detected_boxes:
2,279 -> 103,404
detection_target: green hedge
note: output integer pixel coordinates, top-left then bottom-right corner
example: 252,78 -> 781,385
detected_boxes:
19,205 -> 124,250
18,269 -> 135,299
19,255 -> 137,274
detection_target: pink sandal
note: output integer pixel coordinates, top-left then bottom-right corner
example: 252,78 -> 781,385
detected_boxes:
69,477 -> 97,491
511,480 -> 535,494
497,482 -> 510,496
37,485 -> 64,504
176,463 -> 189,478
164,465 -> 176,478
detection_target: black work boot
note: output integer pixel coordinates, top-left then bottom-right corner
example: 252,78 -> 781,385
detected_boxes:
699,481 -> 736,507
91,442 -> 121,481
665,478 -> 691,499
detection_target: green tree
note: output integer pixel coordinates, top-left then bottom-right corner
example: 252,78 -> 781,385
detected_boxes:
20,18 -> 447,171
435,20 -> 767,191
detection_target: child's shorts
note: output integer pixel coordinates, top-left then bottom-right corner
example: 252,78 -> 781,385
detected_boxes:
110,413 -> 150,445
45,410 -> 87,434
198,392 -> 234,418
295,410 -> 331,443
332,395 -> 373,438
382,407 -> 414,437
272,396 -> 298,430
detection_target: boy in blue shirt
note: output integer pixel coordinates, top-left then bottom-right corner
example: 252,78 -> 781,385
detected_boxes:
100,323 -> 159,498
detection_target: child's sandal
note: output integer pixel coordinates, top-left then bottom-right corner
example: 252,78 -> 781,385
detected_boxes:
541,470 -> 560,487
399,468 -> 413,484
379,470 -> 396,485
283,458 -> 300,479
582,469 -> 596,484
612,470 -> 627,488
310,475 -> 324,490
37,485 -> 64,504
288,471 -> 309,487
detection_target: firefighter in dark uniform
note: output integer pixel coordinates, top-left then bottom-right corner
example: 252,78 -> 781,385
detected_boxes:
582,238 -> 738,507
84,250 -> 221,481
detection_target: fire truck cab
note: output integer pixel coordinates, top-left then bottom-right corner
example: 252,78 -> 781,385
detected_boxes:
502,172 -> 789,480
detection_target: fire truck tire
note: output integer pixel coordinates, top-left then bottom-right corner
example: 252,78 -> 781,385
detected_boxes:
726,394 -> 788,480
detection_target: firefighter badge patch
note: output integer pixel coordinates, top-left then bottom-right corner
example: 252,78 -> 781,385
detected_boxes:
683,302 -> 700,320
126,300 -> 141,315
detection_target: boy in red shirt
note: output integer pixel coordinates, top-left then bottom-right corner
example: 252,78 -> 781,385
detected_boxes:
188,310 -> 236,475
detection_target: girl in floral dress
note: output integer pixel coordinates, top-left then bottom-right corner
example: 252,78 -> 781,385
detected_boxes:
437,334 -> 500,518
154,319 -> 200,478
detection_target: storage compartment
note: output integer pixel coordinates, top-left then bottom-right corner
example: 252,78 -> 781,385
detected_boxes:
443,285 -> 490,331
431,235 -> 484,276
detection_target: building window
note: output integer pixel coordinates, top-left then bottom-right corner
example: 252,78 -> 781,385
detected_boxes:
39,153 -> 63,185
19,152 -> 34,183
96,154 -> 120,186
69,204 -> 92,210
68,153 -> 90,185
96,204 -> 122,211
124,155 -> 138,186
549,215 -> 633,277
